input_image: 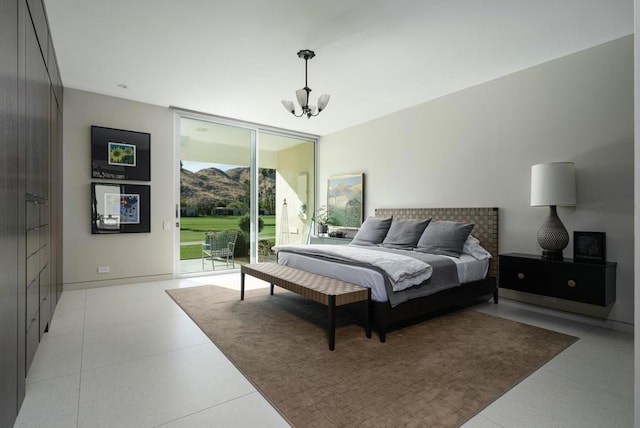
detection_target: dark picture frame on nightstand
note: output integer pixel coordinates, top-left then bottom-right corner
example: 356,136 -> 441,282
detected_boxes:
573,231 -> 606,264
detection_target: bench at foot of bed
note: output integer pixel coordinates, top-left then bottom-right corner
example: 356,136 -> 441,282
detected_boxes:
240,262 -> 373,351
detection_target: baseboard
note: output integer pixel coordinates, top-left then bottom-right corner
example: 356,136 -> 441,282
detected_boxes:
63,273 -> 174,291
497,295 -> 633,333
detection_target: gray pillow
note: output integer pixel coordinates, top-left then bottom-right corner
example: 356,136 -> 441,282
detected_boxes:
415,221 -> 474,257
351,216 -> 393,246
381,217 -> 431,249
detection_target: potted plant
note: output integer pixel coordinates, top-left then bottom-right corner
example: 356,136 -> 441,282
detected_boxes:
314,205 -> 330,234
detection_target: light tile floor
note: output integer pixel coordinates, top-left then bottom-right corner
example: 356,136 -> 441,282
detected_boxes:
14,273 -> 633,428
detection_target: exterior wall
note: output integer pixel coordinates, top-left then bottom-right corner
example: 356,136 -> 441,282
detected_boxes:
275,141 -> 315,245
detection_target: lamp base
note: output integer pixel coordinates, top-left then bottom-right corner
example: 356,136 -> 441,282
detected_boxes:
541,249 -> 564,261
537,205 -> 569,261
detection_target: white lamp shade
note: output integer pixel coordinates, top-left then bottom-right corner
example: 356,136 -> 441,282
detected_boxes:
281,100 -> 295,113
317,94 -> 330,111
531,162 -> 576,206
296,89 -> 308,108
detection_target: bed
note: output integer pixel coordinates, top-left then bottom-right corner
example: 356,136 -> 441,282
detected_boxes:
274,207 -> 499,341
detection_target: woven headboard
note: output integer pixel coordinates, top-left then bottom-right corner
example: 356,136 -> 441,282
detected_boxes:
374,207 -> 499,278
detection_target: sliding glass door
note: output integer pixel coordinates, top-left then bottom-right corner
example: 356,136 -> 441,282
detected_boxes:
175,113 -> 316,275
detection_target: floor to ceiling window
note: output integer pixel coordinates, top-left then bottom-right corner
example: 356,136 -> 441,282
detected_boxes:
175,113 -> 316,275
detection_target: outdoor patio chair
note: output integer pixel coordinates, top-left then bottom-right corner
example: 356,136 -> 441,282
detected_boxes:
201,229 -> 238,270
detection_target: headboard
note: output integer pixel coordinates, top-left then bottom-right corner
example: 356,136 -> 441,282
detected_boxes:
374,207 -> 499,278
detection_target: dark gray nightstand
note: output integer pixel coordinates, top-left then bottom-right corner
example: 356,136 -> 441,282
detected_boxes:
499,252 -> 616,306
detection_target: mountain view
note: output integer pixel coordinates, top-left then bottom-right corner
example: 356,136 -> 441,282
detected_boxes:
180,166 -> 275,215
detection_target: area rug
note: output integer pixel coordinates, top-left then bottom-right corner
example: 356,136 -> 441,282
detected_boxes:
166,284 -> 577,427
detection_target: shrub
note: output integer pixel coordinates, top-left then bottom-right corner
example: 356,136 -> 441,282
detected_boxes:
238,214 -> 264,234
234,229 -> 249,257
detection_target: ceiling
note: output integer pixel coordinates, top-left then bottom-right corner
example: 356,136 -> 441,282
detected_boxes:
44,0 -> 633,137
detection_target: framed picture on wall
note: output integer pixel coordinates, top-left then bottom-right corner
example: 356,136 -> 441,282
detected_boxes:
91,125 -> 151,181
91,183 -> 151,234
573,231 -> 606,264
327,173 -> 364,228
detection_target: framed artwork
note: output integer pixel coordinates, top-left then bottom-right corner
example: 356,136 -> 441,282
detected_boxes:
91,183 -> 151,234
91,125 -> 150,181
573,231 -> 606,264
327,173 -> 364,228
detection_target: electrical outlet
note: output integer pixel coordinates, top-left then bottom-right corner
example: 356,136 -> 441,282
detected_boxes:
163,221 -> 171,231
289,227 -> 298,234
97,266 -> 110,274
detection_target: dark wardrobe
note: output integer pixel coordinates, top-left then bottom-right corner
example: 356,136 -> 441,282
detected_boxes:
0,0 -> 63,425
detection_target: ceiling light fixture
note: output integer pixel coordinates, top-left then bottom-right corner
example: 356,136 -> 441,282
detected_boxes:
281,49 -> 330,119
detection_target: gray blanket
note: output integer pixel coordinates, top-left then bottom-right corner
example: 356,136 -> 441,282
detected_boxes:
273,244 -> 432,291
276,245 -> 460,307
359,247 -> 460,307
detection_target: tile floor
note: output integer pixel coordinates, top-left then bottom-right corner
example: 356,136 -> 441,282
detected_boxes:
14,273 -> 634,428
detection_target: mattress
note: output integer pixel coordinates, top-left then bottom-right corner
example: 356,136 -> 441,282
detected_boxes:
277,251 -> 489,303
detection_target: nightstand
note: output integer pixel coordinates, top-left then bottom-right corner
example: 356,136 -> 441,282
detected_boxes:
499,253 -> 616,306
309,236 -> 352,245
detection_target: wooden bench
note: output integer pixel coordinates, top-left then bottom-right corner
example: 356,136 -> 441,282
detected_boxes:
240,263 -> 372,351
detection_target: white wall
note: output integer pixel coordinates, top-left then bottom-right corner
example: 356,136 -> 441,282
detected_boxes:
318,36 -> 634,324
63,89 -> 175,288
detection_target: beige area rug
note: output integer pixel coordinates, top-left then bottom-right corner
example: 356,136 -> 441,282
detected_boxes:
166,284 -> 576,427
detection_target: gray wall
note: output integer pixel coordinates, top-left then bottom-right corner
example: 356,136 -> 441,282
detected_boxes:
318,36 -> 634,325
63,89 -> 175,288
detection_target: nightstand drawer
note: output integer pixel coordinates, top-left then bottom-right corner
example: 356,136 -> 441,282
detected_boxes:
499,253 -> 616,306
543,263 -> 608,305
499,259 -> 544,294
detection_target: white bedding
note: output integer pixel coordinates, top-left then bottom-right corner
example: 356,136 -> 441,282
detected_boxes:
276,251 -> 489,303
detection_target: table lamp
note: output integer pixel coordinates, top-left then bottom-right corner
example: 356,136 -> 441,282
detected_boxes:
530,162 -> 576,260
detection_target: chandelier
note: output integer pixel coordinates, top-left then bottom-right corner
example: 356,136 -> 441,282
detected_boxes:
281,49 -> 330,119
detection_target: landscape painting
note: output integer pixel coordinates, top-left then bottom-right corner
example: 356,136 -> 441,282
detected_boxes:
327,173 -> 364,228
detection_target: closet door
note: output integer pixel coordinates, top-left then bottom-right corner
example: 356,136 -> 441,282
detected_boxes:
49,85 -> 62,308
0,0 -> 20,425
1,0 -> 61,424
24,0 -> 52,372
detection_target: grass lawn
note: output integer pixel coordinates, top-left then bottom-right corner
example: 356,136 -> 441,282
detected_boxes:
180,245 -> 203,260
180,215 -> 275,260
180,215 -> 275,242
